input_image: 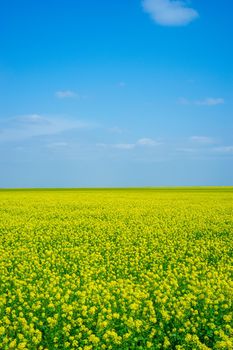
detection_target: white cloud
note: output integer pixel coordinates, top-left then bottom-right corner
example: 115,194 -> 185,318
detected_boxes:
19,114 -> 46,123
137,138 -> 161,146
195,98 -> 225,106
176,147 -> 197,153
190,136 -> 215,144
55,90 -> 79,99
96,142 -> 135,150
178,97 -> 225,106
113,143 -> 135,150
97,138 -> 161,150
142,0 -> 199,26
46,142 -> 68,148
213,146 -> 233,154
0,114 -> 90,142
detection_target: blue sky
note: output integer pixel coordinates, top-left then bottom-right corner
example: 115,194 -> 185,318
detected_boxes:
0,0 -> 232,187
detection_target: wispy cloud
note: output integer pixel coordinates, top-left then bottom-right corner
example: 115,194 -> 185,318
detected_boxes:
190,136 -> 215,144
176,141 -> 233,158
175,136 -> 216,156
142,0 -> 199,26
0,114 -> 90,142
137,138 -> 161,146
195,98 -> 225,106
46,142 -> 69,148
178,97 -> 225,106
97,138 -> 161,150
113,143 -> 135,150
55,90 -> 79,99
176,147 -> 197,153
96,142 -> 135,150
213,146 -> 233,154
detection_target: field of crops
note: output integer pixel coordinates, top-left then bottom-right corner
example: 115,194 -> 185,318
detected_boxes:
0,188 -> 232,350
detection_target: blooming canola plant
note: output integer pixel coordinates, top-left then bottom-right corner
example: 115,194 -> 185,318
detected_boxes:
0,188 -> 232,349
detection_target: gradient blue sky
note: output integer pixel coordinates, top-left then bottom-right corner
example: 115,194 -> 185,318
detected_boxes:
0,0 -> 232,187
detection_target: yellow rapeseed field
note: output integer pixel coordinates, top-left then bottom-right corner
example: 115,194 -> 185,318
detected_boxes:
0,188 -> 232,350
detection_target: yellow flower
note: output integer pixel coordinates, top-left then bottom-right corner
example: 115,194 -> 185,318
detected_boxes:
185,333 -> 192,342
164,337 -> 171,348
0,326 -> 5,336
223,314 -> 232,323
89,334 -> 100,344
9,340 -> 17,349
146,341 -> 153,348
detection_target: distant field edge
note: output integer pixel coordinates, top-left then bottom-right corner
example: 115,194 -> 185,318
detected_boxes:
0,186 -> 233,192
